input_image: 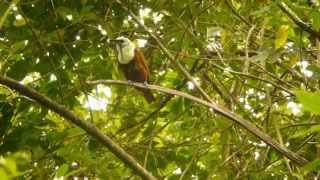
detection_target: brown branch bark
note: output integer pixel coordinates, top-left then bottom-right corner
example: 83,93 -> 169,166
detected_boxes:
224,0 -> 251,27
210,63 -> 294,95
87,79 -> 309,167
278,2 -> 320,38
0,76 -> 156,180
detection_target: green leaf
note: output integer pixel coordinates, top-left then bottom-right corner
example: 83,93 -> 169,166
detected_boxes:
56,7 -> 70,18
3,158 -> 17,175
292,124 -> 320,138
10,41 -> 26,53
251,49 -> 271,63
66,127 -> 85,137
302,159 -> 320,175
275,25 -> 289,49
295,90 -> 320,114
0,102 -> 13,136
13,18 -> 26,27
171,98 -> 185,115
6,60 -> 32,80
55,164 -> 69,177
0,169 -> 9,180
3,1 -> 320,178
311,10 -> 320,30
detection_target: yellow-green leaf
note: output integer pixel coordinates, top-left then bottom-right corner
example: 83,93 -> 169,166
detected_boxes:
275,25 -> 289,49
0,169 -> 9,180
13,17 -> 26,27
295,90 -> 320,115
55,164 -> 69,177
302,159 -> 320,175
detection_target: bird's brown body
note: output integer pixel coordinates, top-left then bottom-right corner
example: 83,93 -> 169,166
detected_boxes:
111,36 -> 155,103
119,49 -> 155,103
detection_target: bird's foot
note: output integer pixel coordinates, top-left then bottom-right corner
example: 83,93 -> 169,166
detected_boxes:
127,80 -> 133,85
143,81 -> 148,87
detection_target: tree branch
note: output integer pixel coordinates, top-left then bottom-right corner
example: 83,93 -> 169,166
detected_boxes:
224,0 -> 251,27
87,79 -> 309,166
210,63 -> 294,95
0,76 -> 156,180
111,0 -> 310,169
114,0 -> 212,102
278,2 -> 320,38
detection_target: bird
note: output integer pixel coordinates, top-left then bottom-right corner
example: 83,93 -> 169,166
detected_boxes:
110,36 -> 155,103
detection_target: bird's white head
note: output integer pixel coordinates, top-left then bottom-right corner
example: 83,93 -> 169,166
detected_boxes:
113,36 -> 135,64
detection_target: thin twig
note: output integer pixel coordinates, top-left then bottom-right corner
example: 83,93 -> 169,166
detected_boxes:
275,122 -> 293,173
211,63 -> 294,95
317,38 -> 320,66
179,149 -> 199,180
244,25 -> 255,74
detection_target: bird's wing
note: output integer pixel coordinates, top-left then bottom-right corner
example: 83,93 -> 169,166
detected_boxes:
134,49 -> 150,80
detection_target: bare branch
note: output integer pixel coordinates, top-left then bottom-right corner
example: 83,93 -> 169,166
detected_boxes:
0,76 -> 156,180
224,0 -> 251,27
87,79 -> 309,167
211,63 -> 294,95
278,2 -> 320,38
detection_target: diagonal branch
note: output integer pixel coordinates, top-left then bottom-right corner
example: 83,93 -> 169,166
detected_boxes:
224,0 -> 251,27
278,2 -> 320,38
110,0 -> 310,167
87,79 -> 309,167
0,76 -> 156,180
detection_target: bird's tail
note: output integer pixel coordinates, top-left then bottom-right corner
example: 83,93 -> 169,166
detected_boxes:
140,88 -> 155,104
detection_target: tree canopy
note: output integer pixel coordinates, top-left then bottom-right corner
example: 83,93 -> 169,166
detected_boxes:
1,0 -> 320,179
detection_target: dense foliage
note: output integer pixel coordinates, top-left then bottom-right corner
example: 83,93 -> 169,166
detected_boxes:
1,0 -> 320,179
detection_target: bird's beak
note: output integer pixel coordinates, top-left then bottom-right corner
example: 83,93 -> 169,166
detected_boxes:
110,39 -> 124,61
